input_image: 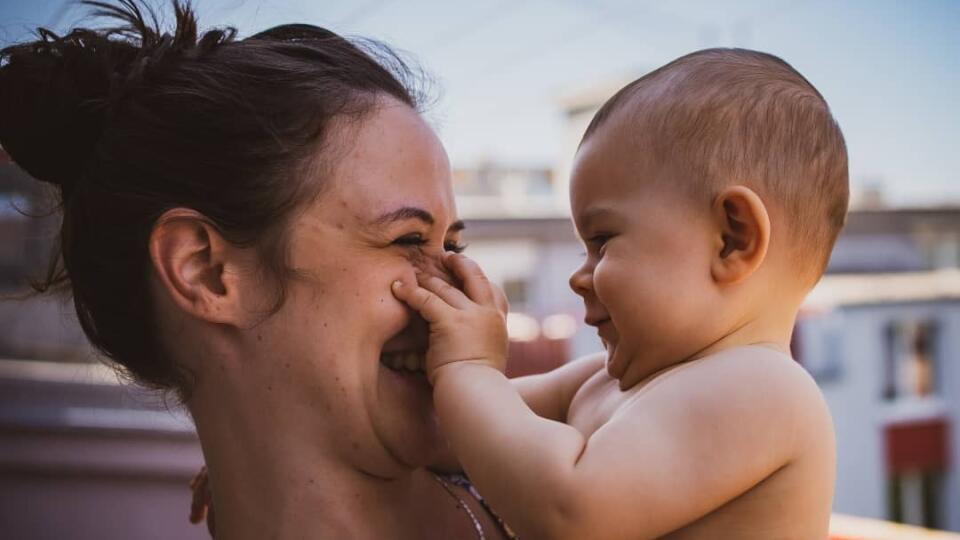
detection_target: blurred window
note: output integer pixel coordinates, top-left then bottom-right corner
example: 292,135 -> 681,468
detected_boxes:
502,278 -> 529,306
885,418 -> 948,529
882,320 -> 939,401
887,470 -> 943,528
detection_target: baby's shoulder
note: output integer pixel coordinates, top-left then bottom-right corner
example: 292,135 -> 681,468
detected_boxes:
658,344 -> 820,397
641,345 -> 831,445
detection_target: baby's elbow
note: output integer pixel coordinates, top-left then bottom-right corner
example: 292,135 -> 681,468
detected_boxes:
527,493 -> 654,540
525,492 -> 600,540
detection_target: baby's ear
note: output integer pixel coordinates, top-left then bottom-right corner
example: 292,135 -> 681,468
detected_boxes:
709,186 -> 770,285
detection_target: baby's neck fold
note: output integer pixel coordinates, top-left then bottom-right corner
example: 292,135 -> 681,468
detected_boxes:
693,305 -> 798,363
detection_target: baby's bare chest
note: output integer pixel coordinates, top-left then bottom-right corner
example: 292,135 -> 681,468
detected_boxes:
566,373 -> 641,437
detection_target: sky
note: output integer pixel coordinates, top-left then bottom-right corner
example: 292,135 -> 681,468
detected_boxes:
2,0 -> 958,206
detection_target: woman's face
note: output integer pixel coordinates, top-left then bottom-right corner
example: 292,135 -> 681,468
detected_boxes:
249,100 -> 462,475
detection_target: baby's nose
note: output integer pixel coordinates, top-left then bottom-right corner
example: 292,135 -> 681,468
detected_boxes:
569,264 -> 593,297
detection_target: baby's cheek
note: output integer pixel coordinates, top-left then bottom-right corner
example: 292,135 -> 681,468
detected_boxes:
592,260 -> 615,300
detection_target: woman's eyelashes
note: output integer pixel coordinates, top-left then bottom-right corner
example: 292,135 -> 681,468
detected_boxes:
391,233 -> 466,253
392,232 -> 427,248
444,241 -> 467,254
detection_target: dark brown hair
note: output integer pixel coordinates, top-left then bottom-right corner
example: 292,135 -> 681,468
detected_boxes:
0,0 -> 425,396
583,48 -> 849,282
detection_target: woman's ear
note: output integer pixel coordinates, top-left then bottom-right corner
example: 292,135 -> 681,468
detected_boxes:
710,186 -> 770,285
149,208 -> 249,326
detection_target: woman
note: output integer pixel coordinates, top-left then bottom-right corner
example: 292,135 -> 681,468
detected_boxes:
0,1 -> 513,538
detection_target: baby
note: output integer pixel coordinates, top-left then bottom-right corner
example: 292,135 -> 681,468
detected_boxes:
393,48 -> 845,539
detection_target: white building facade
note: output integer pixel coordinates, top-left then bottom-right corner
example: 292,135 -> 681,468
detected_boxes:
799,272 -> 960,530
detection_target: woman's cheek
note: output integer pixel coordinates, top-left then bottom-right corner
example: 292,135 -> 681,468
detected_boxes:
381,268 -> 419,327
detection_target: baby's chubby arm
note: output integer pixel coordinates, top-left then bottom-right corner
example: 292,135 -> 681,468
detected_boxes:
429,356 -> 603,473
394,254 -> 825,539
430,354 -> 604,473
511,353 -> 604,422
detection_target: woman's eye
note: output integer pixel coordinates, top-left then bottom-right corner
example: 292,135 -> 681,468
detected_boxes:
444,241 -> 467,254
393,233 -> 427,247
392,233 -> 466,253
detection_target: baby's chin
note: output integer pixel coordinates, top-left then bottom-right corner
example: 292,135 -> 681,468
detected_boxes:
603,342 -> 626,379
605,344 -> 670,390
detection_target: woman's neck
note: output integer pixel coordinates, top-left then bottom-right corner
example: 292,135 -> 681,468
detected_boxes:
187,375 -> 437,540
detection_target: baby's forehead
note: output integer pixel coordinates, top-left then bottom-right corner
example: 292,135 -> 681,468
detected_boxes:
576,117 -> 684,187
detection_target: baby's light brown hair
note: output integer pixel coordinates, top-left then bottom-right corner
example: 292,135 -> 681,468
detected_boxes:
583,48 -> 848,285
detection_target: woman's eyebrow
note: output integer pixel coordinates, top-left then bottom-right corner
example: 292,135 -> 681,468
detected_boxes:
372,206 -> 434,226
369,207 -> 465,233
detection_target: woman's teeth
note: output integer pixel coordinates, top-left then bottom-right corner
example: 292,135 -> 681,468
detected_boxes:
380,352 -> 426,373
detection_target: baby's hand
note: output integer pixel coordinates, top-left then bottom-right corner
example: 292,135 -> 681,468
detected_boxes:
391,253 -> 508,385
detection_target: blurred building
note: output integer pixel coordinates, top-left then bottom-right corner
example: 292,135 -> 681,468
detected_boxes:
0,359 -> 206,540
802,182 -> 960,532
800,270 -> 960,530
453,162 -> 560,218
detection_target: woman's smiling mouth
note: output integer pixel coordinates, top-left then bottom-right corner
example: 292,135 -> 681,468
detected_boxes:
379,351 -> 426,373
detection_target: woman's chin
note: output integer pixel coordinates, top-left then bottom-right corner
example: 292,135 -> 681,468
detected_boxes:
374,360 -> 442,467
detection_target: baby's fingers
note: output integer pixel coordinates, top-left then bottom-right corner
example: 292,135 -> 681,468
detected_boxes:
418,273 -> 471,309
443,253 -> 496,306
492,283 -> 509,316
391,280 -> 455,323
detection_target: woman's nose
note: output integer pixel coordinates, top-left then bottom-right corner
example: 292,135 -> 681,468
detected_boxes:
569,262 -> 593,298
415,250 -> 459,287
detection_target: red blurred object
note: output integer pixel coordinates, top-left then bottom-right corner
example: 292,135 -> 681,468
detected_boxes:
884,418 -> 950,473
0,147 -> 9,164
506,337 -> 570,377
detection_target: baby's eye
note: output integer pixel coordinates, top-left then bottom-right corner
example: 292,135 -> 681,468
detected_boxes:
444,240 -> 467,254
584,234 -> 616,258
392,233 -> 427,247
588,234 -> 612,251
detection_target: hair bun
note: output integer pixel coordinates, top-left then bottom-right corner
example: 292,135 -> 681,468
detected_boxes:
0,27 -> 134,193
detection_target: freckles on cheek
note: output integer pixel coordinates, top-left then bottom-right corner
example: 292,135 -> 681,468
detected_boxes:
404,247 -> 426,268
308,284 -> 327,307
407,248 -> 459,287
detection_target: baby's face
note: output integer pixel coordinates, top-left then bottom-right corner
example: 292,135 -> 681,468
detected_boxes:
568,122 -> 727,387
